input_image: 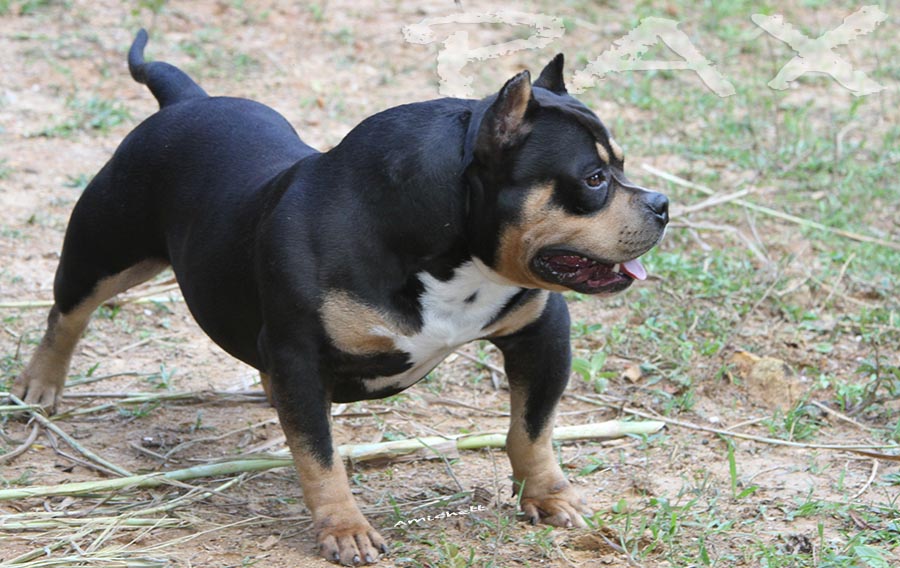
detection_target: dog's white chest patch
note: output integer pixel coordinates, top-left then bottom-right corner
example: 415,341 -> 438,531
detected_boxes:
365,260 -> 520,392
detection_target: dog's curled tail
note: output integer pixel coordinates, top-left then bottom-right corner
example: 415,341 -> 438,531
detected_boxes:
129,29 -> 207,108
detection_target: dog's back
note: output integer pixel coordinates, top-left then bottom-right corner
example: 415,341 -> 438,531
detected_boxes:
52,32 -> 322,366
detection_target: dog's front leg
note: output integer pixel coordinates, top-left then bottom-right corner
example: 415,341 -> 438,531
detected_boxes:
266,342 -> 387,565
491,293 -> 592,528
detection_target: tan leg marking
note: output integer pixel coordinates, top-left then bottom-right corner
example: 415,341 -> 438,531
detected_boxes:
320,290 -> 411,355
11,260 -> 168,413
281,422 -> 387,565
507,385 -> 591,528
258,372 -> 274,406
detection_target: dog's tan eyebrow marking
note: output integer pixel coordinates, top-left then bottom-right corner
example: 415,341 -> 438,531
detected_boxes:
608,137 -> 625,162
595,142 -> 610,164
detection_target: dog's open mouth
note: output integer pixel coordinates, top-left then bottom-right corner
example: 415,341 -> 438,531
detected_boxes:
532,250 -> 647,294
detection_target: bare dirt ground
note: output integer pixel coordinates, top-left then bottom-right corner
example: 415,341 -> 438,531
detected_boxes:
1,1 -> 898,567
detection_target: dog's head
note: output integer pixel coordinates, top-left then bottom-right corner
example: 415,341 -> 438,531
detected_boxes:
465,55 -> 668,295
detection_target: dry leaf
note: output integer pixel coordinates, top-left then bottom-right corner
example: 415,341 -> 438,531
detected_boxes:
621,364 -> 643,383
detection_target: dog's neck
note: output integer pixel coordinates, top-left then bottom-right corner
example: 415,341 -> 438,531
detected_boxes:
312,97 -> 499,274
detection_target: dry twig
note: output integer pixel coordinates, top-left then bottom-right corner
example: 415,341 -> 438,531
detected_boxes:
8,394 -> 132,477
0,423 -> 40,465
572,394 -> 900,456
0,419 -> 664,501
850,459 -> 879,501
642,164 -> 900,251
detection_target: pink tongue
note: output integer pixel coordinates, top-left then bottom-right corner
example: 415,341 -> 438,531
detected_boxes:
621,259 -> 647,281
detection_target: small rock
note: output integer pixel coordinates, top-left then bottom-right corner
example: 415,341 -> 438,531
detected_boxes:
729,350 -> 805,411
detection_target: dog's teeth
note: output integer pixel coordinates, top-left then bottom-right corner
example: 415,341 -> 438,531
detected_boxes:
612,264 -> 620,272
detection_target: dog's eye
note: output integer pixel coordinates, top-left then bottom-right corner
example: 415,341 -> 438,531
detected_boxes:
585,172 -> 607,189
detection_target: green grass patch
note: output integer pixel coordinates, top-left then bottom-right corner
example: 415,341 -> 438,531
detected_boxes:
38,96 -> 131,138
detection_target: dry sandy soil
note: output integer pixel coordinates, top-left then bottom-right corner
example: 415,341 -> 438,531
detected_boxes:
1,1 -> 898,567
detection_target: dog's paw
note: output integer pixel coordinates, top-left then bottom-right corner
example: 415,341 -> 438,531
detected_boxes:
519,480 -> 591,529
315,509 -> 388,565
10,370 -> 62,415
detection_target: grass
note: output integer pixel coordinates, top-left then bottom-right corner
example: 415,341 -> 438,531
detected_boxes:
566,0 -> 899,391
1,0 -> 68,16
37,95 -> 131,138
763,402 -> 822,441
589,468 -> 900,567
557,3 -> 899,563
177,27 -> 261,80
572,351 -> 613,393
63,172 -> 91,190
0,1 -> 898,566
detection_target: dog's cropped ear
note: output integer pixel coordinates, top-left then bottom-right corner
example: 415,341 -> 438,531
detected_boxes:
475,70 -> 534,160
534,53 -> 566,93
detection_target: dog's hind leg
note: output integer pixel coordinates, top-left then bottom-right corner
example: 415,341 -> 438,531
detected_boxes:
11,260 -> 167,413
11,167 -> 169,413
258,372 -> 275,406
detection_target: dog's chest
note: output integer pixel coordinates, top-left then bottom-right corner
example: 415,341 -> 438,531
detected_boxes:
394,262 -> 519,361
329,261 -> 521,394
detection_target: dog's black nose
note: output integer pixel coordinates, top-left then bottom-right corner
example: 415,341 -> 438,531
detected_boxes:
646,192 -> 669,224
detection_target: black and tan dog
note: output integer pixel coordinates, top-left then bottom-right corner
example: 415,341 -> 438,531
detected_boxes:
12,30 -> 668,565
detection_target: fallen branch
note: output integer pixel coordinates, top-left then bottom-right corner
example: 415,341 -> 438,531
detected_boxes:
0,404 -> 43,414
0,457 -> 290,502
0,419 -> 664,501
673,187 -> 753,217
670,219 -> 768,265
59,389 -> 268,418
850,459 -> 879,501
0,295 -> 185,310
0,300 -> 55,309
0,517 -> 189,530
0,423 -> 39,465
572,394 -> 900,458
642,163 -> 900,251
65,371 -> 145,388
9,394 -> 133,477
